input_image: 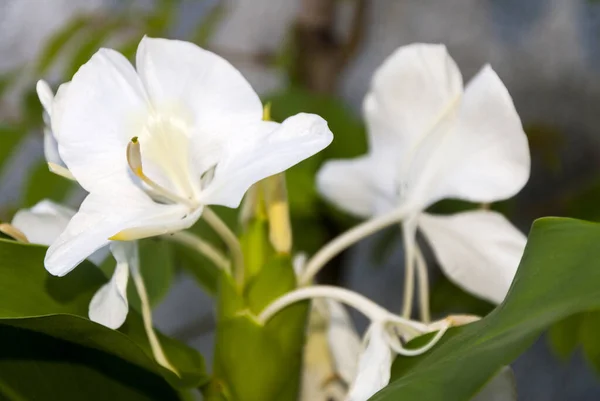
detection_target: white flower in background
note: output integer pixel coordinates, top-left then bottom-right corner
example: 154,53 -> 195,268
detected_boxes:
40,36 -> 333,277
317,43 -> 530,305
9,200 -> 129,329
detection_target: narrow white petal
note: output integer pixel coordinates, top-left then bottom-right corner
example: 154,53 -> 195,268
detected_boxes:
136,37 -> 262,174
202,113 -> 333,208
88,242 -> 132,329
346,324 -> 393,401
53,48 -> 149,193
472,366 -> 517,401
326,300 -> 362,385
408,66 -> 530,208
366,43 -> 463,157
36,80 -> 54,116
43,128 -> 63,167
44,188 -> 192,277
317,155 -> 396,218
418,210 -> 526,304
11,200 -> 75,246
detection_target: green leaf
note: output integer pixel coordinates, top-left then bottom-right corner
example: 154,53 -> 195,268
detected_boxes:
0,323 -> 184,401
24,160 -> 74,206
209,257 -> 308,401
372,217 -> 600,401
0,239 -> 207,390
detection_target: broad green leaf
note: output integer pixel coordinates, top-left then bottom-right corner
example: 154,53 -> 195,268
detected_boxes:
0,323 -> 184,401
208,257 -> 308,401
372,218 -> 600,401
0,239 -> 207,390
24,160 -> 74,206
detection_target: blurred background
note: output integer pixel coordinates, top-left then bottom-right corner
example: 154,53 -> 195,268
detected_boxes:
1,0 -> 600,399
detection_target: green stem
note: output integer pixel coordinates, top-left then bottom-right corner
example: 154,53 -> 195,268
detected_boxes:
202,207 -> 245,285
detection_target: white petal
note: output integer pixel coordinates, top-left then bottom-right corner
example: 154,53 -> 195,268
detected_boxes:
418,210 -> 526,304
346,324 -> 393,401
44,188 -> 192,277
11,200 -> 75,246
326,300 -> 362,385
53,48 -> 149,193
202,113 -> 333,208
88,242 -> 132,329
408,66 -> 530,208
472,366 -> 517,401
366,43 -> 463,157
317,155 -> 396,218
135,37 -> 262,174
43,127 -> 63,167
36,80 -> 53,116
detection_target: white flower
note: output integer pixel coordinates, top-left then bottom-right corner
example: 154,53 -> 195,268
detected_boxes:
40,36 -> 333,277
317,43 -> 529,304
11,200 -> 129,329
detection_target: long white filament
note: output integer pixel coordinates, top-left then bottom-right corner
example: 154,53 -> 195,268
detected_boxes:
130,261 -> 179,376
162,231 -> 230,273
401,224 -> 416,319
415,245 -> 430,323
298,206 -> 412,286
202,207 -> 245,284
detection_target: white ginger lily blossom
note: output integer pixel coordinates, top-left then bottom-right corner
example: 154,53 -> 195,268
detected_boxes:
9,200 -> 129,329
315,44 -> 530,314
38,36 -> 332,277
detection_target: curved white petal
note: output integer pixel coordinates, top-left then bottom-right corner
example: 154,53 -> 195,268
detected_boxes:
326,300 -> 362,385
36,80 -> 53,116
408,66 -> 530,209
12,200 -> 75,246
366,43 -> 463,157
473,366 -> 517,401
346,324 -> 393,401
53,48 -> 149,193
135,36 -> 262,174
44,188 -> 192,277
317,155 -> 396,218
418,210 -> 526,304
202,113 -> 333,208
88,242 -> 132,329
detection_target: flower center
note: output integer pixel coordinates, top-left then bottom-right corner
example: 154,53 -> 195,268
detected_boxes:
127,113 -> 201,209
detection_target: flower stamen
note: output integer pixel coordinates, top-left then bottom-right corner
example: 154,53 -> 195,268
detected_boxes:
126,138 -> 198,209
